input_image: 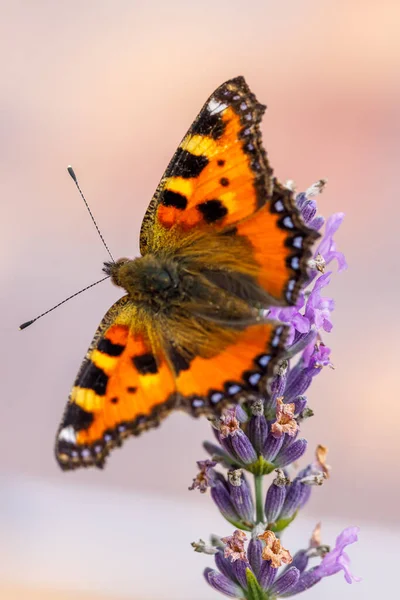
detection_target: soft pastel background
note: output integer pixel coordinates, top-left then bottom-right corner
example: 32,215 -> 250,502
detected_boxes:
1,0 -> 399,598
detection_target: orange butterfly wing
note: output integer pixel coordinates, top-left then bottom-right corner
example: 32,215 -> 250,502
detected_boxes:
174,322 -> 285,410
55,297 -> 176,470
234,180 -> 319,304
140,76 -> 273,253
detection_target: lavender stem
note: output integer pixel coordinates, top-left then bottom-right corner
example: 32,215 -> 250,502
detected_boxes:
254,474 -> 264,524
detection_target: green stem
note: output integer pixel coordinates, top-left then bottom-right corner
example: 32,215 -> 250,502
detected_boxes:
254,474 -> 264,524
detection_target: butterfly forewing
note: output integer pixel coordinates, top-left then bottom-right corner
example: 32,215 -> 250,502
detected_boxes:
140,76 -> 273,254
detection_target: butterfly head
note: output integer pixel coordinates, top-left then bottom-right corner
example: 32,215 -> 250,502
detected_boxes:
103,258 -> 130,287
103,255 -> 181,303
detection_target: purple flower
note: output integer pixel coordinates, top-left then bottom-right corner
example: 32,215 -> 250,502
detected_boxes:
284,340 -> 332,402
269,271 -> 334,350
268,301 -> 310,347
315,526 -> 360,583
302,340 -> 332,370
296,180 -> 326,230
304,272 -> 334,333
268,207 -> 345,359
188,460 -> 216,493
315,212 -> 347,272
285,526 -> 360,596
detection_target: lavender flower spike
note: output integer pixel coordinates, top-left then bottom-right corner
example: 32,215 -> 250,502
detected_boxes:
192,184 -> 358,599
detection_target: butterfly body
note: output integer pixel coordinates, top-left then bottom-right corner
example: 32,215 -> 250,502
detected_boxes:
55,77 -> 319,470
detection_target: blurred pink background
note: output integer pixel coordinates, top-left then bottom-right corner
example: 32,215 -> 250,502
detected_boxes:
1,0 -> 399,598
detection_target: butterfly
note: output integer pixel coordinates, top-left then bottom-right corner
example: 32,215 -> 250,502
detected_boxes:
55,76 -> 318,470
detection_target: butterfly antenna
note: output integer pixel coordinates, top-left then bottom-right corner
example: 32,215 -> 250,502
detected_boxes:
67,166 -> 115,263
19,275 -> 110,330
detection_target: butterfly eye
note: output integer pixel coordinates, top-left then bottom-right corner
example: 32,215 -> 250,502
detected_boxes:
153,269 -> 173,290
144,265 -> 176,292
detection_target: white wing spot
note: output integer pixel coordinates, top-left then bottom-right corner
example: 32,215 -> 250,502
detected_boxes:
208,98 -> 228,114
58,426 -> 76,444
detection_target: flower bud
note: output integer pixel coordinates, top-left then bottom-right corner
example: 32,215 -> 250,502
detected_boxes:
204,568 -> 244,598
292,395 -> 307,415
231,431 -> 257,465
211,480 -> 241,523
232,559 -> 248,589
247,539 -> 262,577
290,550 -> 309,573
284,365 -> 313,402
228,471 -> 255,523
270,566 -> 300,596
262,433 -> 284,462
280,480 -> 310,520
215,549 -> 235,580
258,561 -> 277,590
247,414 -> 268,453
265,471 -> 289,524
203,441 -> 233,466
300,199 -> 317,224
266,361 -> 288,412
310,215 -> 325,231
274,438 -> 307,469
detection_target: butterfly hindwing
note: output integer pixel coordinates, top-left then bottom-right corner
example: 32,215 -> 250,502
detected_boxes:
55,297 -> 177,470
140,76 -> 273,254
174,322 -> 287,415
234,180 -> 320,305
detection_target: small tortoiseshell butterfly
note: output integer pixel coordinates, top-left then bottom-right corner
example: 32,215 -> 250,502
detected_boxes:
55,76 -> 318,470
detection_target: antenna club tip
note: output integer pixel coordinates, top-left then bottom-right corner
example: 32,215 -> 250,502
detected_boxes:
19,319 -> 35,330
67,166 -> 77,182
